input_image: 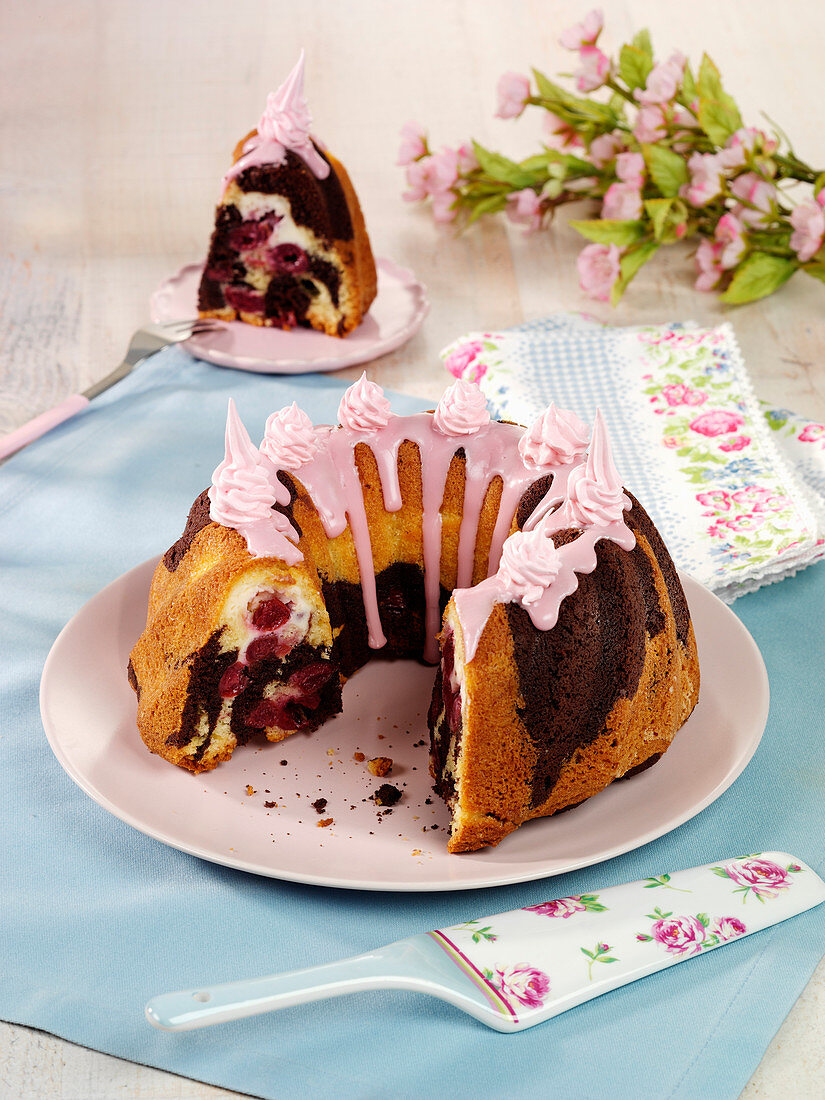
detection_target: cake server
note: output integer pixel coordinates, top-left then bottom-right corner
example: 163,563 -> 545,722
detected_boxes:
146,851 -> 824,1034
0,318 -> 223,461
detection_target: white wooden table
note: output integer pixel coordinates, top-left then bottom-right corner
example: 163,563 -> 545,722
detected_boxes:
2,1 -> 823,1095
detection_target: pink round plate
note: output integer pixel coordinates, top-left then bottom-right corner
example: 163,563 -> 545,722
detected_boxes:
150,258 -> 429,374
41,561 -> 767,892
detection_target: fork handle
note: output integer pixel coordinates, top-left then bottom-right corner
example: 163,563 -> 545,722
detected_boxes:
0,394 -> 90,460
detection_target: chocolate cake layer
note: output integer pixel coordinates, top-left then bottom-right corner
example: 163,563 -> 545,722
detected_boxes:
163,490 -> 213,572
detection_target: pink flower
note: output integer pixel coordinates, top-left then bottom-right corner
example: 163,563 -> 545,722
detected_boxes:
715,212 -> 747,269
697,489 -> 731,509
575,46 -> 610,93
589,131 -> 624,167
496,72 -> 531,119
722,514 -> 760,532
492,963 -> 551,1008
506,188 -> 543,232
714,917 -> 747,941
524,896 -> 586,918
543,111 -> 583,149
633,105 -> 667,144
559,9 -> 603,49
430,189 -> 457,224
602,182 -> 643,221
719,127 -> 778,170
403,153 -> 457,202
577,242 -> 622,301
723,857 -> 791,899
397,121 -> 427,167
682,152 -> 724,207
615,151 -> 645,188
729,173 -> 777,226
445,340 -> 484,380
799,423 -> 825,443
731,486 -> 774,510
651,915 -> 707,956
661,383 -> 707,407
719,434 -> 751,452
789,200 -> 825,262
694,239 -> 724,292
663,436 -> 680,448
689,410 -> 745,437
635,52 -> 685,105
403,159 -> 431,202
455,143 -> 478,174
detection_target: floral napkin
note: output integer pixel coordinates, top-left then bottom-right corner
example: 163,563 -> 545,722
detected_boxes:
441,315 -> 825,602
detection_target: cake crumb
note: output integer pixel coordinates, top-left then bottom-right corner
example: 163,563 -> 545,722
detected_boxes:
412,849 -> 422,856
264,801 -> 277,809
327,748 -> 335,756
245,785 -> 255,796
312,798 -> 328,814
377,734 -> 385,740
353,751 -> 366,762
317,818 -> 334,828
367,756 -> 392,777
280,760 -> 288,766
373,784 -> 402,807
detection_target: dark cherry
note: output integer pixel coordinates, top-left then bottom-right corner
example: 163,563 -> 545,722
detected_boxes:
218,662 -> 248,699
227,212 -> 281,251
268,243 -> 309,276
251,595 -> 290,631
289,662 -> 334,694
224,285 -> 265,313
246,698 -> 298,731
246,635 -> 292,664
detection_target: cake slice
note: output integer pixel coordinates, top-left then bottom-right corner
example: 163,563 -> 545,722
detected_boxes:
198,52 -> 377,336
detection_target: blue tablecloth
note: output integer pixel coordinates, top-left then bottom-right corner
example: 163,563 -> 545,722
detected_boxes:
1,347 -> 823,1099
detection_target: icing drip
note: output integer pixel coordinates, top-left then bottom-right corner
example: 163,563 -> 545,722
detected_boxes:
433,379 -> 491,435
209,401 -> 301,563
222,51 -> 330,190
452,411 -> 635,662
338,372 -> 394,432
519,402 -> 590,469
261,403 -> 319,469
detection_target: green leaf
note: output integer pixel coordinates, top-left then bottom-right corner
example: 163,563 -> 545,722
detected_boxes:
803,262 -> 825,285
619,44 -> 653,91
465,194 -> 508,225
697,912 -> 710,927
696,53 -> 724,102
580,947 -> 595,959
642,144 -> 689,197
645,197 -> 675,240
531,69 -> 620,127
631,28 -> 653,61
698,99 -> 741,147
569,219 -> 647,246
719,253 -> 797,304
680,62 -> 697,106
611,240 -> 660,304
815,172 -> 825,197
601,956 -> 618,963
471,142 -> 535,190
711,867 -> 730,878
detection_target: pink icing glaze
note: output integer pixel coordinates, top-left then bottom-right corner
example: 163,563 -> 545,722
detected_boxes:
209,400 -> 301,564
337,372 -> 394,432
433,379 -> 491,435
519,402 -> 590,469
209,391 -> 635,666
261,402 -> 318,469
222,52 -> 330,191
452,411 -> 635,662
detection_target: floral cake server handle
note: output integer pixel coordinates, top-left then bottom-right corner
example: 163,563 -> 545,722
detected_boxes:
147,852 -> 824,1034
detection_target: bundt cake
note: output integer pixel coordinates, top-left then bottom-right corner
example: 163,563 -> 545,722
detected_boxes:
197,52 -> 377,337
128,376 -> 700,853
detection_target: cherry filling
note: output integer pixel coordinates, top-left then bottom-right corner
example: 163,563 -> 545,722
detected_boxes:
251,595 -> 290,631
224,285 -> 265,314
441,631 -> 462,731
246,635 -> 293,663
289,662 -> 334,694
246,697 -> 300,731
219,662 -> 248,699
267,243 -> 309,276
227,212 -> 282,251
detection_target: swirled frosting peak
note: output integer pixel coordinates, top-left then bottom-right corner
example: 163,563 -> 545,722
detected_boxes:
433,379 -> 491,435
223,51 -> 329,188
565,410 -> 626,527
261,402 -> 319,469
338,372 -> 393,432
498,527 -> 562,605
519,402 -> 590,469
209,400 -> 277,528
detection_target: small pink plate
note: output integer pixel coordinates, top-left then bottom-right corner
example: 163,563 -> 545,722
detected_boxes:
41,562 -> 767,892
150,258 -> 429,374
